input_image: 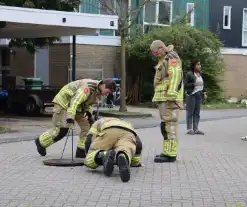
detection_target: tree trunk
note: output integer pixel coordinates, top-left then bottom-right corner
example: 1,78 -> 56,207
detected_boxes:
119,34 -> 127,112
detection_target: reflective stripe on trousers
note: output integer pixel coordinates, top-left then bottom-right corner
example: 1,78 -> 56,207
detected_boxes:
158,102 -> 180,157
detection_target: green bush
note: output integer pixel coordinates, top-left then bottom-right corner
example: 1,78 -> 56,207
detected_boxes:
127,24 -> 225,103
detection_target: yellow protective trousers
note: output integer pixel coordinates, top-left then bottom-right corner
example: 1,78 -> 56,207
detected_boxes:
158,101 -> 180,157
84,127 -> 136,169
39,104 -> 90,150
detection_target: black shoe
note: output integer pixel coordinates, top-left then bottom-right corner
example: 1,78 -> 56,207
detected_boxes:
155,153 -> 164,158
117,153 -> 130,182
75,148 -> 86,158
154,154 -> 176,163
103,150 -> 116,176
155,153 -> 176,158
130,163 -> 142,167
35,138 -> 46,156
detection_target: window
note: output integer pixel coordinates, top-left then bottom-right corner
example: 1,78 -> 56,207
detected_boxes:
79,0 -> 119,36
223,6 -> 232,29
99,0 -> 121,36
144,0 -> 172,26
242,9 -> 247,46
186,3 -> 195,26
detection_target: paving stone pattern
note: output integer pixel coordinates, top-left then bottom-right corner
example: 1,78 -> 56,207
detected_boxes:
1,117 -> 247,207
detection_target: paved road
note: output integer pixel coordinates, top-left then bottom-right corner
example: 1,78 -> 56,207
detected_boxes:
0,117 -> 247,206
2,108 -> 247,144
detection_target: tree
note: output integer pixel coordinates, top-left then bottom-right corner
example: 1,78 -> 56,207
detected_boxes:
85,0 -> 149,111
127,24 -> 225,103
0,0 -> 81,53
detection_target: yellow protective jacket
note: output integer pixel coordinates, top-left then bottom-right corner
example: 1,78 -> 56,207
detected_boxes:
88,117 -> 137,138
53,79 -> 101,120
152,49 -> 184,103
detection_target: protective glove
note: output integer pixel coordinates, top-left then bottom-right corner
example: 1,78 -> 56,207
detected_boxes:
85,111 -> 92,118
66,118 -> 74,124
85,111 -> 94,125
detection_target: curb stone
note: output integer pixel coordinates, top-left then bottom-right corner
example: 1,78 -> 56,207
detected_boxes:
1,114 -> 247,144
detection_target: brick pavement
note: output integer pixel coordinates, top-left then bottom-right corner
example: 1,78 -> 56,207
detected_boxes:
0,117 -> 247,206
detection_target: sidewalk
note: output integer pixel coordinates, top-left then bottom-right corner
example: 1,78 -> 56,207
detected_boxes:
0,117 -> 247,206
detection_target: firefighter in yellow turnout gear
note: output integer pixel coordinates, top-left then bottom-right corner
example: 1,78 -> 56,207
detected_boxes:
150,40 -> 184,163
84,117 -> 143,182
35,79 -> 116,158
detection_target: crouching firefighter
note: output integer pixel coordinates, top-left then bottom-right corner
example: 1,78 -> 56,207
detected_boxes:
84,117 -> 143,182
35,79 -> 116,158
150,40 -> 184,163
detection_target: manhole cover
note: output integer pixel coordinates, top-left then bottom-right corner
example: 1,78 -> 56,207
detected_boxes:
43,158 -> 84,167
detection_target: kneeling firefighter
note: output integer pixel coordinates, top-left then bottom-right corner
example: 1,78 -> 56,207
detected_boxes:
84,117 -> 143,182
150,40 -> 184,163
35,79 -> 116,158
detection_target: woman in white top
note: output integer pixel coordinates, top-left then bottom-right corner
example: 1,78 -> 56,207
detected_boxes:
184,60 -> 207,135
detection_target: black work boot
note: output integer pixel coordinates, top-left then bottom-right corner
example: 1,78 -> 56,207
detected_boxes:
155,153 -> 163,158
117,153 -> 130,182
75,148 -> 86,158
35,138 -> 46,156
103,150 -> 116,176
154,154 -> 176,163
95,151 -> 106,166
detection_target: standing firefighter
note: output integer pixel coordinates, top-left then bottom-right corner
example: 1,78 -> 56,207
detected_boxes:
150,40 -> 184,163
84,117 -> 143,182
35,79 -> 116,158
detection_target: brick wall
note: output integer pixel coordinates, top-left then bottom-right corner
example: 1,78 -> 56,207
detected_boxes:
75,44 -> 120,79
48,44 -> 120,86
9,48 -> 34,77
221,54 -> 247,98
6,44 -> 120,87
